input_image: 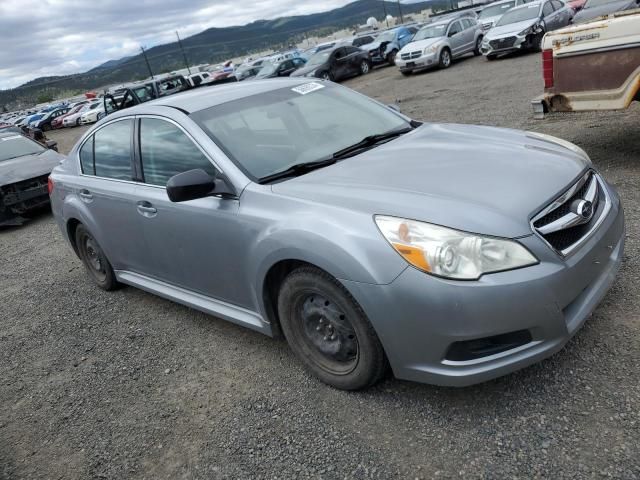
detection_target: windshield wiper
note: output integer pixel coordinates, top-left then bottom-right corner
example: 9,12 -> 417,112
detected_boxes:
258,157 -> 337,184
331,126 -> 414,160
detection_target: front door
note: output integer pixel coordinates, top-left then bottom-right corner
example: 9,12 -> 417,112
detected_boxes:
132,116 -> 252,309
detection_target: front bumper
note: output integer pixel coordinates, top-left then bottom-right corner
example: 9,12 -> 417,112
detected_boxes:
396,52 -> 437,71
79,116 -> 96,125
342,187 -> 625,386
481,33 -> 529,56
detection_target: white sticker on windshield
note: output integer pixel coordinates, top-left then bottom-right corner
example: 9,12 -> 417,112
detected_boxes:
291,82 -> 325,95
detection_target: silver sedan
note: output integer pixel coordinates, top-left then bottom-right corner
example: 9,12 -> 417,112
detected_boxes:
50,79 -> 624,390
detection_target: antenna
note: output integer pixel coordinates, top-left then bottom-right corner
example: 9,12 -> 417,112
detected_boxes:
176,31 -> 192,75
140,46 -> 154,79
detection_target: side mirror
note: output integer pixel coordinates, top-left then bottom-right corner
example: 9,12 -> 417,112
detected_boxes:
166,169 -> 235,202
45,140 -> 58,151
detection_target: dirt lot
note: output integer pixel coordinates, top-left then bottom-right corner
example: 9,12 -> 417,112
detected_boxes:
1,52 -> 639,479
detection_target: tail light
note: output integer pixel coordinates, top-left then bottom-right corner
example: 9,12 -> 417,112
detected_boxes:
47,176 -> 54,195
542,49 -> 553,89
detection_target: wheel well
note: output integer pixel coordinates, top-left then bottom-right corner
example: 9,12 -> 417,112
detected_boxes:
262,259 -> 319,338
66,218 -> 81,257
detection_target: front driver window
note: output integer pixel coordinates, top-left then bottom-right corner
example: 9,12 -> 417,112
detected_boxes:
140,118 -> 217,187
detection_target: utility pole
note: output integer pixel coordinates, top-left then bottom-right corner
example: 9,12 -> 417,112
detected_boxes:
140,46 -> 154,79
382,0 -> 389,27
176,31 -> 191,75
397,0 -> 404,24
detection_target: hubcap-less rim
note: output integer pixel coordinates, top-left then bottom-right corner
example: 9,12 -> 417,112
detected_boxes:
81,234 -> 107,282
297,293 -> 359,375
361,61 -> 369,73
322,72 -> 330,80
442,51 -> 451,66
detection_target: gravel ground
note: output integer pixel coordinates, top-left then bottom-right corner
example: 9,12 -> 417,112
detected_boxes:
1,51 -> 639,479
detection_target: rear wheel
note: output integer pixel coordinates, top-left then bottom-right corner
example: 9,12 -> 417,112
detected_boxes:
439,48 -> 452,69
277,267 -> 387,390
486,54 -> 497,61
359,60 -> 371,75
320,70 -> 333,81
401,70 -> 413,76
75,224 -> 119,291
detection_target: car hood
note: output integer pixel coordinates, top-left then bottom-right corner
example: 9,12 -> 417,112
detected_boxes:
486,18 -> 537,38
361,40 -> 383,51
0,149 -> 64,186
479,14 -> 502,26
573,0 -> 634,22
272,124 -> 589,238
400,38 -> 444,53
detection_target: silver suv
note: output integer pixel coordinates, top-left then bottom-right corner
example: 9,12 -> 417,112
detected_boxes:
396,16 -> 484,75
50,79 -> 624,390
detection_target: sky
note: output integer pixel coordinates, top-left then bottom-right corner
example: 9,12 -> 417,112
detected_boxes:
0,0 -> 418,90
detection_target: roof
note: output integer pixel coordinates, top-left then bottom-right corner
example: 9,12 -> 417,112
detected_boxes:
119,78 -> 317,115
510,0 -> 542,9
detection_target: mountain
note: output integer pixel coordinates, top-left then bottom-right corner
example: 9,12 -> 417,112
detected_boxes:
0,0 -> 433,109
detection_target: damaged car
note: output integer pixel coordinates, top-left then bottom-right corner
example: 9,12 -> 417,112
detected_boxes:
481,0 -> 574,59
360,25 -> 419,66
0,131 -> 64,226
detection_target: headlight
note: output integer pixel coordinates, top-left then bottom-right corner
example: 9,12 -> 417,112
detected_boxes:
526,131 -> 592,165
519,26 -> 534,36
375,216 -> 538,280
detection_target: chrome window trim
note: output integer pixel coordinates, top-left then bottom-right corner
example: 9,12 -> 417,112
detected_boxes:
530,170 -> 612,257
76,114 -> 227,191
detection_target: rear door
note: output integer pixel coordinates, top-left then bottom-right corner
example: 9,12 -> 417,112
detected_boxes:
447,21 -> 465,56
460,18 -> 476,53
344,46 -> 365,75
551,0 -> 571,27
73,118 -> 145,272
542,1 -> 557,29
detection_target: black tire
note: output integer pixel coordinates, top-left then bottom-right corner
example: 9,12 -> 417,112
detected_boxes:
97,112 -> 105,121
474,36 -> 483,56
42,124 -> 50,132
320,70 -> 333,81
359,59 -> 371,75
387,49 -> 398,66
75,118 -> 80,126
401,70 -> 413,76
486,54 -> 497,61
75,224 -> 119,291
277,266 -> 387,390
533,31 -> 545,52
438,48 -> 452,69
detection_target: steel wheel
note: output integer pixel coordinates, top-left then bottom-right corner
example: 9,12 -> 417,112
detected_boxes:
297,293 -> 359,375
278,266 -> 387,390
75,224 -> 118,290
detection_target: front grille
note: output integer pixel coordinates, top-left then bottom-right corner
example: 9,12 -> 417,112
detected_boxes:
400,51 -> 422,61
0,174 -> 50,214
531,171 -> 609,255
489,37 -> 516,49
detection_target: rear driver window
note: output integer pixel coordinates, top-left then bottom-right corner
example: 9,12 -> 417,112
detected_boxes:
140,118 -> 217,187
94,119 -> 133,180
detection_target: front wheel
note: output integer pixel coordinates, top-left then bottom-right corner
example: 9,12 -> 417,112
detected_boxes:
320,71 -> 333,81
439,48 -> 452,69
474,37 -> 483,56
75,224 -> 119,291
278,267 -> 387,390
387,49 -> 398,66
42,124 -> 50,132
97,112 -> 105,120
532,31 -> 545,52
76,118 -> 80,126
401,70 -> 412,76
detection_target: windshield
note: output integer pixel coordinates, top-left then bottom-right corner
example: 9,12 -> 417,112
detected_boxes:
496,4 -> 540,25
376,30 -> 396,43
307,51 -> 332,66
413,24 -> 447,40
191,84 -> 410,182
0,135 -> 45,162
480,1 -> 517,17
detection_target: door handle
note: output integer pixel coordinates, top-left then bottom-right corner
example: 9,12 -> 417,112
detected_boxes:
136,201 -> 157,217
79,189 -> 93,201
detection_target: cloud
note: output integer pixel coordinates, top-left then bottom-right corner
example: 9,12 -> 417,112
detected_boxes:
0,0 -> 367,90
